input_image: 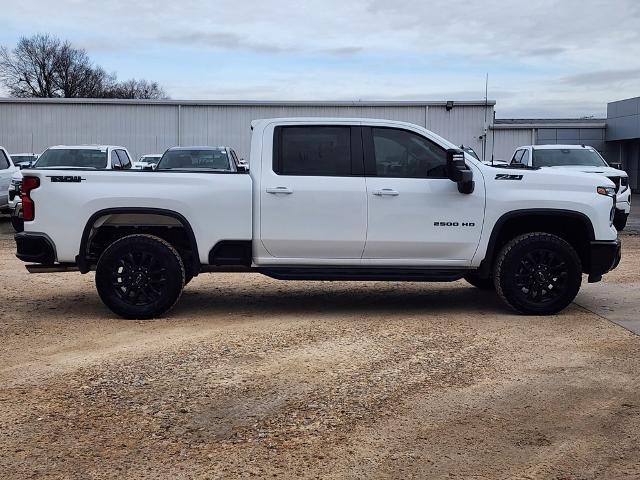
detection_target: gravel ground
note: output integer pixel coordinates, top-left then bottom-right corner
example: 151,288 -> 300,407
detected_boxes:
1,217 -> 639,479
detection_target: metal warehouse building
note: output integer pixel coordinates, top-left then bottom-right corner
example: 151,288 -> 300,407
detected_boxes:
0,96 -> 638,191
0,98 -> 496,163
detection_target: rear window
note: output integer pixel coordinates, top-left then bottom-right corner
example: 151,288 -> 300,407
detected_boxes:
36,149 -> 107,169
532,148 -> 608,167
274,126 -> 352,176
156,149 -> 231,170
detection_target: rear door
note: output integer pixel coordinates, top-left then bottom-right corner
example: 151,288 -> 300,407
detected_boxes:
362,126 -> 485,265
259,124 -> 367,259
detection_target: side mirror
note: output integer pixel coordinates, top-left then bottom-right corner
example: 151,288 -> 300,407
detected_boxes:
446,149 -> 474,194
143,165 -> 154,171
237,160 -> 249,172
609,162 -> 622,170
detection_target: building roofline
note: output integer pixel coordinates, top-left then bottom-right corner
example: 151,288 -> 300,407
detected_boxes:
0,97 -> 496,107
492,121 -> 606,129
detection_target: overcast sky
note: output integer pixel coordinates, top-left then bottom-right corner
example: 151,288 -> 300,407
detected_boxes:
1,0 -> 639,118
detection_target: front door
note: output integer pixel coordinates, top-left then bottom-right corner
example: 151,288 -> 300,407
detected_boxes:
260,125 -> 367,259
362,126 -> 485,265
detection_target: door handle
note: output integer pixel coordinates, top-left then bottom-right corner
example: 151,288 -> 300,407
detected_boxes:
266,186 -> 293,194
373,189 -> 399,196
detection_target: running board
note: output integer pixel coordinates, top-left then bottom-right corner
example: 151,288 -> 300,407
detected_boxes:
26,264 -> 79,273
258,267 -> 467,282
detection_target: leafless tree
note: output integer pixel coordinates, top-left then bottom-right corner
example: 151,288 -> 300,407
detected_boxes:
105,79 -> 167,100
0,34 -> 168,99
0,34 -> 61,97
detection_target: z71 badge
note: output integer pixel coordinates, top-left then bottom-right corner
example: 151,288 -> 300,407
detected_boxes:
47,175 -> 86,183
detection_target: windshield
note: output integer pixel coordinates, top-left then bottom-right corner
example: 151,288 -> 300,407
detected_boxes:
532,148 -> 608,168
12,155 -> 35,162
156,149 -> 231,170
35,149 -> 107,169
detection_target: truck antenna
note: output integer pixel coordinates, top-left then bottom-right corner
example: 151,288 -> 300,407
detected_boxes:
483,73 -> 489,164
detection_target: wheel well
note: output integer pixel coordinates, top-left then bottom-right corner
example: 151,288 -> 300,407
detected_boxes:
480,211 -> 594,277
79,210 -> 199,275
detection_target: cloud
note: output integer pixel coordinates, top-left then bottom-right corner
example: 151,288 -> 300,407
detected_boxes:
157,32 -> 286,53
1,0 -> 639,117
561,69 -> 640,86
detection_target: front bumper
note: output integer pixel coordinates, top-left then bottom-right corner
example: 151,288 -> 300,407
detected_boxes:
15,233 -> 56,264
587,240 -> 621,283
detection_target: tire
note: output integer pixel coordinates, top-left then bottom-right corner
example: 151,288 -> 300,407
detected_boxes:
494,233 -> 582,315
464,273 -> 494,290
614,213 -> 628,231
95,234 -> 185,319
11,215 -> 24,233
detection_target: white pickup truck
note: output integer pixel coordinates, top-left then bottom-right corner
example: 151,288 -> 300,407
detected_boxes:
510,144 -> 631,230
15,118 -> 621,319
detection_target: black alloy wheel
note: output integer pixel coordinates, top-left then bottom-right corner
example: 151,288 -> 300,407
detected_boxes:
95,234 -> 185,319
494,233 -> 582,315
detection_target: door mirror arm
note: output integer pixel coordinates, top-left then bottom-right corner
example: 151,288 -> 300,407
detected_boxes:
446,149 -> 474,194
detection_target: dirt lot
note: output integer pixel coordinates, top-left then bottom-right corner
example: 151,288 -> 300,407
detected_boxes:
1,218 -> 639,479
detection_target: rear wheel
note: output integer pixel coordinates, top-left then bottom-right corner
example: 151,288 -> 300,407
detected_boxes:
494,233 -> 582,315
464,273 -> 494,290
95,234 -> 185,319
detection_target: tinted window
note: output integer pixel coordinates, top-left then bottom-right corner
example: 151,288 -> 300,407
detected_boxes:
0,151 -> 9,169
532,148 -> 608,167
511,150 -> 524,164
11,155 -> 35,163
521,150 -> 530,165
111,151 -> 122,169
116,150 -> 131,169
36,149 -> 108,168
275,126 -> 351,176
372,128 -> 447,178
157,149 -> 231,170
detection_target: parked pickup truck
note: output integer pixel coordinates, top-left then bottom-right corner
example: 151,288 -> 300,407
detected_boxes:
15,118 -> 621,319
9,145 -> 134,232
510,144 -> 631,230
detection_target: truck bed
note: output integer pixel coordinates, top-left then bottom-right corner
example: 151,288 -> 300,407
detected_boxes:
22,169 -> 253,264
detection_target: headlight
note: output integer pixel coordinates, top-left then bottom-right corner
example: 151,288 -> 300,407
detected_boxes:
597,186 -> 616,197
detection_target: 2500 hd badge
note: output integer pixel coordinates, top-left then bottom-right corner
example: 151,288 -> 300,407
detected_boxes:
434,222 -> 476,227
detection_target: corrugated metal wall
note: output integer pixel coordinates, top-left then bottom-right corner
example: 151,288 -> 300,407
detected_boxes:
491,129 -> 534,161
0,100 -> 493,162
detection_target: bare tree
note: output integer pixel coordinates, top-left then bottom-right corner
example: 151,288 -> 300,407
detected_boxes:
0,34 -> 168,99
0,34 -> 61,97
54,43 -> 115,98
105,79 -> 167,100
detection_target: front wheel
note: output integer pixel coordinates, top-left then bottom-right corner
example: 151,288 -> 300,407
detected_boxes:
494,233 -> 582,315
95,234 -> 185,319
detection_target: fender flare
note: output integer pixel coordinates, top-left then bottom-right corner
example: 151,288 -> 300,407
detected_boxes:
76,207 -> 199,274
478,208 -> 596,277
